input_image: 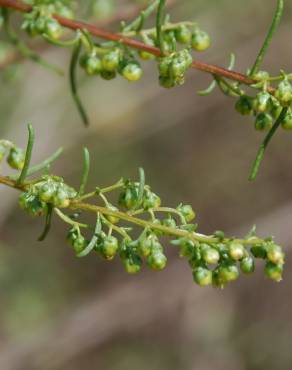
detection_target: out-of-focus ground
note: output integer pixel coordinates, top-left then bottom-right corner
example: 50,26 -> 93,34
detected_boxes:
1,1 -> 292,369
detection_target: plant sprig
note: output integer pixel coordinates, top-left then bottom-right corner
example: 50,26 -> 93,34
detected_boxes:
0,128 -> 286,288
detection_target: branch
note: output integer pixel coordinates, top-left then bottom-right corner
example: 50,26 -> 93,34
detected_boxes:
0,173 -> 273,247
0,0 -> 257,86
0,0 -> 177,69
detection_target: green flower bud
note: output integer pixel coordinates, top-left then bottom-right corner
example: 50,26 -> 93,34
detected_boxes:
159,75 -> 175,88
45,19 -> 62,40
158,56 -> 172,77
123,254 -> 142,274
22,19 -> 38,37
202,246 -> 220,265
101,50 -> 120,72
193,266 -> 212,287
229,241 -> 245,261
177,238 -> 195,258
275,80 -> 292,106
188,246 -> 201,269
54,185 -> 70,208
7,147 -> 25,170
177,204 -> 196,222
119,184 -> 139,210
171,59 -> 187,78
35,17 -> 46,34
266,244 -> 284,265
162,217 -> 176,229
235,96 -> 253,115
19,191 -> 46,217
67,227 -> 78,246
122,62 -> 143,82
80,54 -> 102,75
240,256 -> 255,274
264,261 -> 283,282
139,50 -> 155,60
212,269 -> 226,289
101,235 -> 119,260
72,235 -> 87,254
270,99 -> 282,119
191,30 -> 211,51
252,70 -> 270,81
147,250 -> 167,270
281,110 -> 292,130
175,25 -> 192,44
138,235 -> 154,257
254,92 -> 272,113
105,204 -> 120,224
214,230 -> 225,240
38,181 -> 56,203
218,263 -> 239,283
142,191 -> 161,210
255,112 -> 273,131
251,245 -> 267,259
179,223 -> 198,232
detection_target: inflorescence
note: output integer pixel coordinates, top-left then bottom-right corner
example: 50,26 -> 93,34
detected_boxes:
0,0 -> 290,180
0,127 -> 286,288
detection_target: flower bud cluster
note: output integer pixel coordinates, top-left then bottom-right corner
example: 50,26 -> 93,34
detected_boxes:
19,176 -> 77,214
79,48 -> 143,82
22,0 -> 74,40
235,72 -> 292,131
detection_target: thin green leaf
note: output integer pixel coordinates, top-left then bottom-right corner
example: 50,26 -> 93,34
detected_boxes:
123,0 -> 160,32
246,225 -> 257,239
249,107 -> 288,181
198,80 -> 216,96
26,147 -> 63,177
38,204 -> 53,241
77,214 -> 101,257
249,0 -> 284,76
78,147 -> 90,196
136,167 -> 145,208
69,39 -> 89,126
156,0 -> 166,54
198,53 -> 236,96
17,124 -> 35,185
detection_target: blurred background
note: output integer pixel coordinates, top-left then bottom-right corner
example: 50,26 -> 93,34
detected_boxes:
1,1 -> 292,369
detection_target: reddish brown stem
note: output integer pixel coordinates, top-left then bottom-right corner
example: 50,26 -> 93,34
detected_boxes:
0,0 -> 256,86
